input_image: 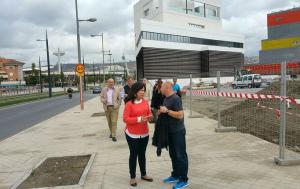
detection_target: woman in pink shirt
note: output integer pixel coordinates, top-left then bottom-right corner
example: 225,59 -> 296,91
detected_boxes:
123,82 -> 153,187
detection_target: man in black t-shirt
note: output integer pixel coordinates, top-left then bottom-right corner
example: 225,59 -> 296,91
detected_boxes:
159,81 -> 189,189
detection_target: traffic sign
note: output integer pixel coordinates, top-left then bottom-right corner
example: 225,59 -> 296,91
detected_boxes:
75,64 -> 85,76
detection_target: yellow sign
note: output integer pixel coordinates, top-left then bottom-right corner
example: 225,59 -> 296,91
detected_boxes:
75,64 -> 85,76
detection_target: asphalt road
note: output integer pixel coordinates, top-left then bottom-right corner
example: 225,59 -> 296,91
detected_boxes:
0,92 -> 98,141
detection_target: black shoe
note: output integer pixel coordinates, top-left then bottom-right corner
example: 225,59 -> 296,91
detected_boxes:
112,137 -> 117,142
109,134 -> 112,138
141,176 -> 153,182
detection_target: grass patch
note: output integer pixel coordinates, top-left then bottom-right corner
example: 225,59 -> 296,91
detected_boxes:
0,92 -> 66,108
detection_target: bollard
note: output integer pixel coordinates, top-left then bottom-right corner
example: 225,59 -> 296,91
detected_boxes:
189,74 -> 192,117
217,71 -> 221,129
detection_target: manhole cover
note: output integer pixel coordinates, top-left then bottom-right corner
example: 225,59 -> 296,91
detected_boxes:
14,154 -> 95,189
91,112 -> 106,117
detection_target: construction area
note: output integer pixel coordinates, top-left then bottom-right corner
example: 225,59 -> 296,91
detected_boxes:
182,69 -> 300,156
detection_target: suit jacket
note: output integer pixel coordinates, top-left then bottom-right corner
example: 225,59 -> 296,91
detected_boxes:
100,86 -> 122,111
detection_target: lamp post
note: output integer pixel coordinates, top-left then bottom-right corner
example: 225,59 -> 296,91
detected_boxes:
105,50 -> 112,72
38,56 -> 43,93
75,0 -> 97,110
92,62 -> 96,86
82,55 -> 87,91
90,33 -> 105,84
37,30 -> 52,97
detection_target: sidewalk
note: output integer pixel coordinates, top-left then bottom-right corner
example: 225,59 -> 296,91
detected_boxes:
0,97 -> 300,189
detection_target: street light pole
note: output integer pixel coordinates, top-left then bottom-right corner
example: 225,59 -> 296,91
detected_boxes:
90,33 -> 105,84
109,50 -> 112,73
75,0 -> 97,110
75,0 -> 84,110
92,62 -> 95,86
38,56 -> 43,93
45,30 -> 52,98
101,33 -> 105,83
83,55 -> 87,91
37,30 -> 52,97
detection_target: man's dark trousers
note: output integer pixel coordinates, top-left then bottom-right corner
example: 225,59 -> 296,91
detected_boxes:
168,128 -> 188,182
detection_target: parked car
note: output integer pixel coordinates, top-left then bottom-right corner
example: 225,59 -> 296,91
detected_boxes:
92,86 -> 102,94
232,74 -> 262,89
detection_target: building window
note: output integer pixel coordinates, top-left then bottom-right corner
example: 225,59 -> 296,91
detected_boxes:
206,4 -> 220,19
139,31 -> 243,48
194,1 -> 205,17
167,0 -> 221,20
10,66 -> 14,69
144,8 -> 150,17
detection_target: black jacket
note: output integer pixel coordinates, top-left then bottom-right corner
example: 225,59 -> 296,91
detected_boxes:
151,87 -> 164,109
152,113 -> 169,156
123,85 -> 131,102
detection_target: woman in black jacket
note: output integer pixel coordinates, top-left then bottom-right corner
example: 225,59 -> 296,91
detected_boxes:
150,79 -> 164,123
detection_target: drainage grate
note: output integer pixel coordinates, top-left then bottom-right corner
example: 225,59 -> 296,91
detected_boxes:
13,154 -> 95,189
91,112 -> 106,117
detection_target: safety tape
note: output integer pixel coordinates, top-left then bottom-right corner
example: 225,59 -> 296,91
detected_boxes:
256,103 -> 300,119
185,90 -> 297,105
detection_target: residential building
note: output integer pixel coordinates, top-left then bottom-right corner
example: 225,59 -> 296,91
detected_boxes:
134,0 -> 244,79
260,7 -> 300,64
0,57 -> 25,82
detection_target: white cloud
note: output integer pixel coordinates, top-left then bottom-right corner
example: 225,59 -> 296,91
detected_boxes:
1,0 -> 300,66
222,0 -> 300,56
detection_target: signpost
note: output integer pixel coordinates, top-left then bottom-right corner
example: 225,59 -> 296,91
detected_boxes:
75,64 -> 85,110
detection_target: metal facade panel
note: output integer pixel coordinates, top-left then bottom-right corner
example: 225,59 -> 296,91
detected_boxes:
143,47 -> 201,79
259,47 -> 300,64
262,37 -> 300,50
268,8 -> 300,27
136,47 -> 244,79
268,22 -> 300,39
208,51 -> 244,76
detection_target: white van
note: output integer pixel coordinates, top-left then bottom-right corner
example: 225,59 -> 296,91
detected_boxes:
232,74 -> 262,89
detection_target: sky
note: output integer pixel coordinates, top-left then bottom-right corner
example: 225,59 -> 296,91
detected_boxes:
1,0 -> 300,68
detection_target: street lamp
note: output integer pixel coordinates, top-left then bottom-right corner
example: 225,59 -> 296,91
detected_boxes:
90,33 -> 105,84
106,50 -> 112,73
37,30 -> 52,98
75,0 -> 97,110
38,56 -> 43,93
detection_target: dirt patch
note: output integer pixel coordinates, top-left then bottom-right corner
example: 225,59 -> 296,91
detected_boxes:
182,96 -> 244,119
17,155 -> 91,189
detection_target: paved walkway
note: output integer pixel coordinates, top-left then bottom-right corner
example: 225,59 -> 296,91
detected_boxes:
0,97 -> 300,189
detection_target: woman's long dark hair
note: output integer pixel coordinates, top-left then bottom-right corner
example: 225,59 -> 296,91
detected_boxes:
125,82 -> 146,104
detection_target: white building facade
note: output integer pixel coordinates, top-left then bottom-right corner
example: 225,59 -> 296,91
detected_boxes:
134,0 -> 244,79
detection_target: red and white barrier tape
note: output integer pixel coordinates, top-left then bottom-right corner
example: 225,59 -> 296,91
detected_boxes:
256,103 -> 300,119
185,90 -> 297,105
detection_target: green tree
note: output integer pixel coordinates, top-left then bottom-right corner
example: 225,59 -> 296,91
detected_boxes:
60,71 -> 65,87
0,75 -> 3,85
31,63 -> 38,76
